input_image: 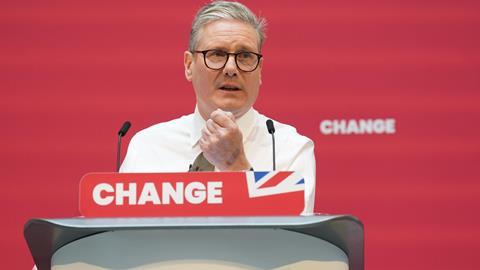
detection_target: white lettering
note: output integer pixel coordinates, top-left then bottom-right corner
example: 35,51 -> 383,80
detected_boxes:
358,119 -> 373,134
92,183 -> 114,206
346,119 -> 359,134
91,181 -> 224,206
332,119 -> 346,134
115,183 -> 137,205
138,182 -> 161,205
320,118 -> 396,135
185,182 -> 206,204
162,182 -> 184,204
207,182 -> 223,204
385,119 -> 395,134
373,119 -> 385,133
319,120 -> 332,135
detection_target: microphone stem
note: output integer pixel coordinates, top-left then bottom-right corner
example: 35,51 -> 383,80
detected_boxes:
271,133 -> 276,170
116,134 -> 122,172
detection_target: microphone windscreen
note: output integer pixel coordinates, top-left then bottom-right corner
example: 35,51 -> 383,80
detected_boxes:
266,119 -> 275,134
118,121 -> 131,137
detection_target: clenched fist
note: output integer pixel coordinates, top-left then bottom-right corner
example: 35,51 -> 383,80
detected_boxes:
199,109 -> 251,171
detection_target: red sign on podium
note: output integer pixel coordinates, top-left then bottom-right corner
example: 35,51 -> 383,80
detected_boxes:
79,171 -> 305,217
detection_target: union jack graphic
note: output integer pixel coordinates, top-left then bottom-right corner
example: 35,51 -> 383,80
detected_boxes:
245,171 -> 305,198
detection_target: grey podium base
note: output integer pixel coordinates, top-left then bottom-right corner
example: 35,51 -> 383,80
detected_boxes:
24,215 -> 363,270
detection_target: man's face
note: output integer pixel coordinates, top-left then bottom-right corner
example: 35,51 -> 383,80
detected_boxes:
184,19 -> 262,119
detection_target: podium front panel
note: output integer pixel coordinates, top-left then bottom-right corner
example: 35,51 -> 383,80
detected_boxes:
52,229 -> 348,269
24,215 -> 363,270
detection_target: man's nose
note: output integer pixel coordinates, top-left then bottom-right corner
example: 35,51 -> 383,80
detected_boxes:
223,54 -> 238,77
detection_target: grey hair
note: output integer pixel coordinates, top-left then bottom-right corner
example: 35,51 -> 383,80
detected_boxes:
189,1 -> 267,52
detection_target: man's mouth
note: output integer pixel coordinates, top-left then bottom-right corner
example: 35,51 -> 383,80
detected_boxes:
219,85 -> 241,91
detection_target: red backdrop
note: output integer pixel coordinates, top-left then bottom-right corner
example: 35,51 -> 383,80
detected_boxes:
2,1 -> 480,269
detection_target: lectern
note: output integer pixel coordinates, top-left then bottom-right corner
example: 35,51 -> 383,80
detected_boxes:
24,215 -> 363,270
25,172 -> 364,269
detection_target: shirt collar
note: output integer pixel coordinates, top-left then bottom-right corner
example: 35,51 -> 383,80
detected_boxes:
190,106 -> 257,147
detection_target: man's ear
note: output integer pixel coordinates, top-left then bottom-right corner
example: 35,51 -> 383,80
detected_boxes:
184,51 -> 193,81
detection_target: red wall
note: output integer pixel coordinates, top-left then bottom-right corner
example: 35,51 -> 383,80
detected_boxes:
2,1 -> 480,269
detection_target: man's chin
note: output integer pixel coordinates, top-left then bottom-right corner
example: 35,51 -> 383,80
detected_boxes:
213,101 -> 243,112
219,106 -> 250,118
200,97 -> 252,118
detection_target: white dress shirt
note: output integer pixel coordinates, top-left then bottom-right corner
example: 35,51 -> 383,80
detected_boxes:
120,107 -> 316,214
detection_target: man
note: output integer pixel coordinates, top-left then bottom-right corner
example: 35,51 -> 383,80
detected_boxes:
121,1 -> 315,214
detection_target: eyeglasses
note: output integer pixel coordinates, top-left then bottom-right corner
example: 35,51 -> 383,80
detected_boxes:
193,49 -> 263,72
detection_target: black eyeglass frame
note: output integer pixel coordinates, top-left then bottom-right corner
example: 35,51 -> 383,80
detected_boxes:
192,49 -> 263,72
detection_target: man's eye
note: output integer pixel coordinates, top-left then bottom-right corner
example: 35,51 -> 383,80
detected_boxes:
211,50 -> 226,57
238,52 -> 253,59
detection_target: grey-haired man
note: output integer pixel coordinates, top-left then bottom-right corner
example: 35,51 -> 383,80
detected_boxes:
121,1 -> 315,214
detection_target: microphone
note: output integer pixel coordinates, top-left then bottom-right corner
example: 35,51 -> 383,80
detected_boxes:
117,121 -> 131,172
266,119 -> 276,170
118,121 -> 131,137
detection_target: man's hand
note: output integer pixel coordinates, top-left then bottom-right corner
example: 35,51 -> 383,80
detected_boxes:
199,109 -> 251,171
